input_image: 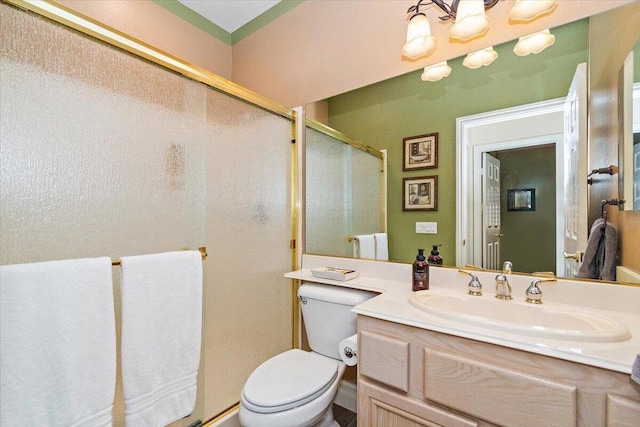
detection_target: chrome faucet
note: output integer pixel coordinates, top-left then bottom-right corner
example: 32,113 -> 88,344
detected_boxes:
459,269 -> 482,296
525,278 -> 557,304
502,261 -> 512,274
494,261 -> 513,300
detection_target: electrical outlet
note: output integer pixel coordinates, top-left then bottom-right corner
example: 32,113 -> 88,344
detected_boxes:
416,222 -> 437,234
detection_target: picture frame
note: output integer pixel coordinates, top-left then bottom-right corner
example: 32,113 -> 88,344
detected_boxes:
403,133 -> 438,171
403,175 -> 438,211
507,188 -> 536,211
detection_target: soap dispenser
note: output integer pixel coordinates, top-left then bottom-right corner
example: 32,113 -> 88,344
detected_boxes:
412,249 -> 429,291
428,244 -> 443,266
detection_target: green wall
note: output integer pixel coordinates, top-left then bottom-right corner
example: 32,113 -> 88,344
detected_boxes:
497,146 -> 556,272
328,19 -> 588,265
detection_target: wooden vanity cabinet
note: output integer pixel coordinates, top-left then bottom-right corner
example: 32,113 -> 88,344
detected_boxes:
357,315 -> 640,427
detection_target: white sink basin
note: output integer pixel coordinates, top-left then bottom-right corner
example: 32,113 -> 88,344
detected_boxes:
409,291 -> 631,342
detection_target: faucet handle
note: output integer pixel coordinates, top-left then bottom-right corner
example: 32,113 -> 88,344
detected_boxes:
459,269 -> 482,296
525,278 -> 557,304
502,261 -> 512,274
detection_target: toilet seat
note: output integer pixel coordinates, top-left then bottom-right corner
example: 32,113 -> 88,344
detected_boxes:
241,349 -> 338,414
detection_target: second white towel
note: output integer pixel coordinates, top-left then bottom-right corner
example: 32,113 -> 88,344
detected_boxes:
353,235 -> 376,259
120,250 -> 203,427
373,233 -> 389,260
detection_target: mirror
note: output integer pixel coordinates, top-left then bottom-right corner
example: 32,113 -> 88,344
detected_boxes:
619,36 -> 640,210
305,3 -> 639,282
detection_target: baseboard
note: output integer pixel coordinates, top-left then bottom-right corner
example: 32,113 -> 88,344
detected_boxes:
203,407 -> 240,427
334,380 -> 357,413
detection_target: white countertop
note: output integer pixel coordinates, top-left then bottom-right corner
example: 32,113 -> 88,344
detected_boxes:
287,255 -> 640,374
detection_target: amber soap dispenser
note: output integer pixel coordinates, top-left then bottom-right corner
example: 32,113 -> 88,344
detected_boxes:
412,249 -> 429,291
428,244 -> 443,265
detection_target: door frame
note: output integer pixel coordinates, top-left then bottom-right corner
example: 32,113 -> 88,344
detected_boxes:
456,98 -> 565,271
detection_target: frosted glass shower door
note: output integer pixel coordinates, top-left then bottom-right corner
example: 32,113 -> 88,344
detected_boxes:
202,93 -> 293,417
305,126 -> 384,257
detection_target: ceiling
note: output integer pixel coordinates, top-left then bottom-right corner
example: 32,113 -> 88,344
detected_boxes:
177,0 -> 282,33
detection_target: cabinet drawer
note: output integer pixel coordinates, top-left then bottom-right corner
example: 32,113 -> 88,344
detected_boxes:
360,330 -> 410,392
359,378 -> 479,427
424,349 -> 577,427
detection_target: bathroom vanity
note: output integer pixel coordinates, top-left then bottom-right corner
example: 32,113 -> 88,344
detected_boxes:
286,255 -> 640,427
357,315 -> 638,427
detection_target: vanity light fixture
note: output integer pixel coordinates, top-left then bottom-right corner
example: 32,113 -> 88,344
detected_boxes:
402,0 -> 558,59
402,0 -> 498,58
450,0 -> 491,41
402,12 -> 437,59
509,0 -> 558,22
513,29 -> 555,56
421,61 -> 452,81
463,46 -> 498,68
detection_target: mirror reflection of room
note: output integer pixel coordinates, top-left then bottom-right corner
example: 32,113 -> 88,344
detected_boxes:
305,2 -> 640,283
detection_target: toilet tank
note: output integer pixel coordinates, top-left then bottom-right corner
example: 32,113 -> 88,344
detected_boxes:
298,283 -> 377,360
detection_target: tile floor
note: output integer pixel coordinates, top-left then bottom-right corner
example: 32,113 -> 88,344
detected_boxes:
333,404 -> 357,427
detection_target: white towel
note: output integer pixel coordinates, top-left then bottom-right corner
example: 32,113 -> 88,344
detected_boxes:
353,234 -> 376,259
0,257 -> 115,427
373,233 -> 389,260
120,251 -> 203,427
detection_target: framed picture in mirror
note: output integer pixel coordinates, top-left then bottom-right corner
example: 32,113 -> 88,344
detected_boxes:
403,133 -> 438,171
403,175 -> 438,211
507,188 -> 536,211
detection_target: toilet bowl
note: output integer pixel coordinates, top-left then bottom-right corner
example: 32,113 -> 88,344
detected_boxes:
238,283 -> 376,427
239,349 -> 346,427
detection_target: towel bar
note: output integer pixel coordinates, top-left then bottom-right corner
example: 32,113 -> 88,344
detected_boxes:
111,247 -> 207,266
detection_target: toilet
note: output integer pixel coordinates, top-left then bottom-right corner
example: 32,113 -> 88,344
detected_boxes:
239,282 -> 376,427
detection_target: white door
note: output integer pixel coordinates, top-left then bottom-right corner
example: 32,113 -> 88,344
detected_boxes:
482,152 -> 501,270
563,63 -> 588,277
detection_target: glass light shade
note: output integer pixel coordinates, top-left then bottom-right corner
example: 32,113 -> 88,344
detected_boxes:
402,13 -> 436,59
513,29 -> 555,56
509,0 -> 558,22
450,0 -> 490,41
462,47 -> 498,69
421,61 -> 452,82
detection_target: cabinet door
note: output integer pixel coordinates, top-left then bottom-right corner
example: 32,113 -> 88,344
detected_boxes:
359,330 -> 410,392
358,379 -> 479,427
607,393 -> 640,426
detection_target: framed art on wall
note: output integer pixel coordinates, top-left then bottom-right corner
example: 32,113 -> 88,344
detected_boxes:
507,188 -> 536,211
403,133 -> 438,171
403,175 -> 438,211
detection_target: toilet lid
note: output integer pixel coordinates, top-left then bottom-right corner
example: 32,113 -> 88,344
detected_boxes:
242,349 -> 338,414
